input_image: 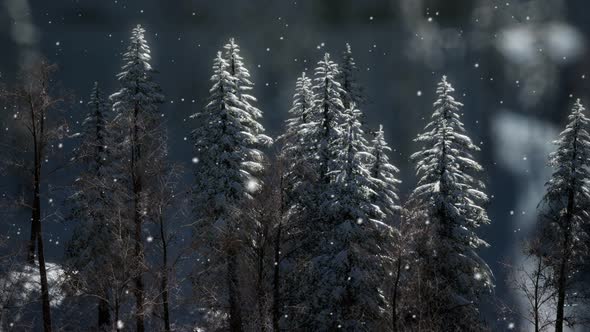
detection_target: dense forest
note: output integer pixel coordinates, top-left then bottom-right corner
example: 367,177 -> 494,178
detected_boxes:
0,22 -> 589,332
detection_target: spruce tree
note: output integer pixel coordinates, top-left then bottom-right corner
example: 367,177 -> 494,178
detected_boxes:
281,71 -> 316,206
310,52 -> 346,184
367,125 -> 402,329
339,43 -> 363,110
304,103 -> 389,330
539,99 -> 590,332
66,82 -> 122,331
369,124 -> 401,221
110,24 -> 164,332
408,76 -> 492,329
192,40 -> 270,331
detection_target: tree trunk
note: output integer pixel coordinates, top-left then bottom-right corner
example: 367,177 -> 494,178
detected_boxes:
257,240 -> 267,332
271,222 -> 282,332
27,206 -> 38,264
533,256 -> 541,332
37,223 -> 52,332
159,214 -> 171,332
133,185 -> 145,332
391,255 -> 402,332
27,132 -> 41,263
161,276 -> 171,332
132,104 -> 145,332
114,296 -> 121,332
555,252 -> 568,332
227,246 -> 243,332
98,295 -> 111,331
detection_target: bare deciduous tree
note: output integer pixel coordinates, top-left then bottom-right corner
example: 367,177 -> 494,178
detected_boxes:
1,58 -> 69,332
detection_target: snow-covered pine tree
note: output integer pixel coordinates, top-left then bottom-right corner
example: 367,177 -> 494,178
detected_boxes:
407,76 -> 492,330
283,54 -> 347,328
66,82 -> 119,331
76,82 -> 109,173
367,125 -> 403,329
304,103 -> 389,330
265,71 -> 317,330
339,43 -> 364,110
310,52 -> 346,184
280,71 -> 316,205
369,124 -> 401,222
223,38 -> 271,147
539,99 -> 590,332
282,72 -> 315,158
109,24 -> 164,332
192,43 -> 270,331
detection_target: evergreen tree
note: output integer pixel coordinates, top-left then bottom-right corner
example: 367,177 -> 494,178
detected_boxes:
280,72 -> 316,206
305,103 -> 389,330
66,82 -> 113,330
339,43 -> 364,110
369,124 -> 401,222
282,72 -> 315,159
367,125 -> 402,330
539,99 -> 590,332
192,40 -> 270,331
76,82 -> 109,173
109,24 -> 164,332
310,52 -> 346,184
408,76 -> 492,329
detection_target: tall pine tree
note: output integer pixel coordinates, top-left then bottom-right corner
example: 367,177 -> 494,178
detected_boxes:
110,24 -> 164,332
408,76 -> 492,330
66,82 -> 117,331
280,71 -> 316,207
304,103 -> 390,330
369,124 -> 401,222
539,99 -> 590,332
339,43 -> 363,110
310,52 -> 346,184
192,39 -> 270,331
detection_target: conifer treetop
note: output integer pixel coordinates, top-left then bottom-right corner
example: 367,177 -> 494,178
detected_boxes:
410,75 -> 492,303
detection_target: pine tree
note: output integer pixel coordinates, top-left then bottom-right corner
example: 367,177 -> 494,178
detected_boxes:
269,71 -> 317,331
339,43 -> 364,110
192,40 -> 270,331
66,82 -> 119,331
408,76 -> 492,329
109,24 -> 164,332
369,124 -> 401,222
282,72 -> 315,159
310,52 -> 346,184
282,54 -> 346,329
280,71 -> 316,205
367,125 -> 403,329
304,103 -> 389,330
76,82 -> 110,173
539,99 -> 590,332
